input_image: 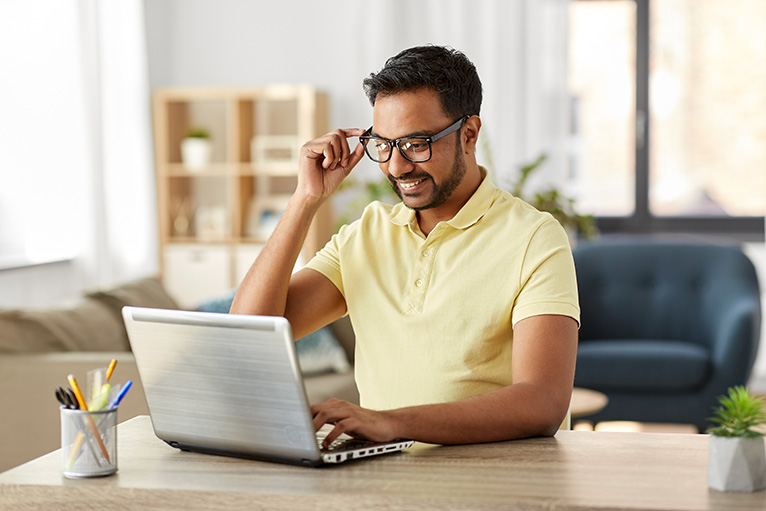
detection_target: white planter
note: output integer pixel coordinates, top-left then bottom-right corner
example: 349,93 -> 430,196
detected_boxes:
181,138 -> 211,172
708,436 -> 766,492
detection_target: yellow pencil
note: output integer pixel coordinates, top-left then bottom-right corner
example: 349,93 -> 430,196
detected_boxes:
106,359 -> 117,382
67,375 -> 110,462
66,384 -> 111,469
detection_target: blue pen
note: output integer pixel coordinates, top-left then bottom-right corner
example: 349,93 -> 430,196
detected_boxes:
109,380 -> 133,409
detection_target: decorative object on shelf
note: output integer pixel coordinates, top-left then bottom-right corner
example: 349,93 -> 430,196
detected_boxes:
707,386 -> 766,492
195,206 -> 228,241
246,195 -> 290,240
251,135 -> 300,173
172,196 -> 194,236
181,126 -> 211,172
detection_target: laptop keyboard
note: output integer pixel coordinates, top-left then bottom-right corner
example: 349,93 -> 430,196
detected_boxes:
318,437 -> 372,452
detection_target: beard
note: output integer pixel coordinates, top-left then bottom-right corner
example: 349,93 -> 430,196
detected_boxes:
388,138 -> 466,211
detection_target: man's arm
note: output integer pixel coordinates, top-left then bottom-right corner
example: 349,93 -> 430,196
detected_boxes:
229,129 -> 365,338
311,314 -> 578,446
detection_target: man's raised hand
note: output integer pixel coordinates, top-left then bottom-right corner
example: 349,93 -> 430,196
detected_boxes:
297,128 -> 366,205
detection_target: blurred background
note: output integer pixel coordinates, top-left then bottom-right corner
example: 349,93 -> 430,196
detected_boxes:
0,0 -> 764,387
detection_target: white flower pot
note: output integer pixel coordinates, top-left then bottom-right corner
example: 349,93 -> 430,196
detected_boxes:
181,138 -> 211,172
708,436 -> 766,492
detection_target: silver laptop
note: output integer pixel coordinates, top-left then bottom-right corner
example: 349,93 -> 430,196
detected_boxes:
122,306 -> 413,466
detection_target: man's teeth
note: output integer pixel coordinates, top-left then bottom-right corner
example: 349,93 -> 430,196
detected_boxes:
399,179 -> 424,190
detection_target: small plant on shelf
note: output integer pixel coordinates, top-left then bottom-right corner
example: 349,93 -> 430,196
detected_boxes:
185,126 -> 210,139
181,126 -> 212,172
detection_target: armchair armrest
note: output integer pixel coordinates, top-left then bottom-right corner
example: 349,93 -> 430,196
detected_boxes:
711,297 -> 761,380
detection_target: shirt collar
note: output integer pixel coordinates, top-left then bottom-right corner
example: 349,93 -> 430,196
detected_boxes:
390,166 -> 496,231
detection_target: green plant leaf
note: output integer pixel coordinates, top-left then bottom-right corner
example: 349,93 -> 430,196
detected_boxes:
707,386 -> 766,438
186,126 -> 210,139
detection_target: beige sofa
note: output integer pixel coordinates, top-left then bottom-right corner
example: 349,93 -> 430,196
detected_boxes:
0,278 -> 357,473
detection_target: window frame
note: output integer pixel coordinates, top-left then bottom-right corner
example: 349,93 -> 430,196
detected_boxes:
593,0 -> 765,241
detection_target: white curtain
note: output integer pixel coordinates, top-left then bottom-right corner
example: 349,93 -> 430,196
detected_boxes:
0,0 -> 156,306
356,0 -> 570,193
80,0 -> 158,287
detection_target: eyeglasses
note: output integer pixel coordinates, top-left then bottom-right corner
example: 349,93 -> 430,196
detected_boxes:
359,115 -> 469,164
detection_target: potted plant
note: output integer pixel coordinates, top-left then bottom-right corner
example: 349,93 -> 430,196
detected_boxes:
508,154 -> 597,242
707,385 -> 766,492
181,126 -> 211,172
479,131 -> 596,242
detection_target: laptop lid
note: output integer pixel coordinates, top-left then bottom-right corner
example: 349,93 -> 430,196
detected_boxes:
122,306 -> 324,465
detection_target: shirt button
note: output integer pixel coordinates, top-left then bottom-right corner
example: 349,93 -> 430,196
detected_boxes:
415,279 -> 423,287
422,249 -> 431,257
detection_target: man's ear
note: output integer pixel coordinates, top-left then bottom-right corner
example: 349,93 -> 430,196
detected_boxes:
462,115 -> 482,153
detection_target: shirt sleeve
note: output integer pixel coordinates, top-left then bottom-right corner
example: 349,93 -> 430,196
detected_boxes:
511,216 -> 581,328
305,229 -> 346,298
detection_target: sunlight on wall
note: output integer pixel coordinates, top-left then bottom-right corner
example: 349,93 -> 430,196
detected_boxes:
0,3 -> 88,266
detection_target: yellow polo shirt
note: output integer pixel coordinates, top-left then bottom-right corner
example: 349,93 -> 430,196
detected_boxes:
306,170 -> 580,411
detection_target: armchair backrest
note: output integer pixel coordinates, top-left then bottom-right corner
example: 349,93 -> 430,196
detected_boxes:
573,242 -> 761,350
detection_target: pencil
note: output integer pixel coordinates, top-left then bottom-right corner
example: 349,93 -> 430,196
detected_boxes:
106,359 -> 117,382
67,375 -> 110,462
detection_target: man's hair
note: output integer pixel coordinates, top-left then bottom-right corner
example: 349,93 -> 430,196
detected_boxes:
362,45 -> 482,120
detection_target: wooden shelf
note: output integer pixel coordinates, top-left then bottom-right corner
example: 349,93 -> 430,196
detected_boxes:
152,85 -> 330,307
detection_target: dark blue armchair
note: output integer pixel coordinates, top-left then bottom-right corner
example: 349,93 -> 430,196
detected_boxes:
573,241 -> 761,432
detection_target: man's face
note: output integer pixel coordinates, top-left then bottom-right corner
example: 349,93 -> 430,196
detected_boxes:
371,90 -> 467,212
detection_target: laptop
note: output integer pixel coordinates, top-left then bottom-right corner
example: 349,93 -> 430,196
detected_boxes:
122,306 -> 414,466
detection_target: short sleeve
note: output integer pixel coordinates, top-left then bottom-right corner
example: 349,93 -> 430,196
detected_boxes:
305,229 -> 346,298
511,217 -> 580,327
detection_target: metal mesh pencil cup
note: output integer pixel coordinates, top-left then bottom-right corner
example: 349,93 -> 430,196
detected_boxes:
60,407 -> 118,478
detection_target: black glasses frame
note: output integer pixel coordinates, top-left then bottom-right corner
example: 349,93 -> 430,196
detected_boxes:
359,115 -> 469,163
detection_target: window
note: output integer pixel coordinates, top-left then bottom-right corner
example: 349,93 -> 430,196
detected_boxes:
0,2 -> 88,268
569,0 -> 765,237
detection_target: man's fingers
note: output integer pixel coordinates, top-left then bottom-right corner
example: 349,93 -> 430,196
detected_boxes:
340,128 -> 366,138
308,129 -> 364,170
323,423 -> 345,448
345,141 -> 365,169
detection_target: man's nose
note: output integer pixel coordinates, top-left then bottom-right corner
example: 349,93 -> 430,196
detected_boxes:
386,146 -> 415,178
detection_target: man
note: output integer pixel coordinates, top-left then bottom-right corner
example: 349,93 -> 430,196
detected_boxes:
230,45 -> 579,448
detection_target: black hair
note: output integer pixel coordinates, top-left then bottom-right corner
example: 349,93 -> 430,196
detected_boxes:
362,45 -> 482,120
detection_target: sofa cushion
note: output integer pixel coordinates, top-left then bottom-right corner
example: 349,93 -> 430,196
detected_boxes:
197,291 -> 351,376
0,297 -> 129,352
88,277 -> 180,313
575,340 -> 711,392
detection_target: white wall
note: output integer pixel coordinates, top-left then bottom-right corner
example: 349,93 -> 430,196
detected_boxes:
142,0 -> 571,186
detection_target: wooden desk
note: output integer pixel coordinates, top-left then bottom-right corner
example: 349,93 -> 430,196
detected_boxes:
1,416 -> 764,510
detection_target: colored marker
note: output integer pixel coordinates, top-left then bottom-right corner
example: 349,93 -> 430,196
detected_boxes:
109,380 -> 133,409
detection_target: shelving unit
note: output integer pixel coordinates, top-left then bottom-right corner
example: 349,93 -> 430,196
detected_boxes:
152,85 -> 331,307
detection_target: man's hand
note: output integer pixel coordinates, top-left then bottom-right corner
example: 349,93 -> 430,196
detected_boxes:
310,316 -> 578,446
311,398 -> 398,448
297,128 -> 366,205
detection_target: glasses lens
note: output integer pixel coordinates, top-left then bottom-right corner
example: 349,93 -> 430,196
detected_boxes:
399,138 -> 431,163
363,138 -> 392,162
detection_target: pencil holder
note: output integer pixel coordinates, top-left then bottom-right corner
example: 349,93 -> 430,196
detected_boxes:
60,407 -> 118,478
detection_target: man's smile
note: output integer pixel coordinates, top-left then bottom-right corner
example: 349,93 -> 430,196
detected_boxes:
398,178 -> 427,191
